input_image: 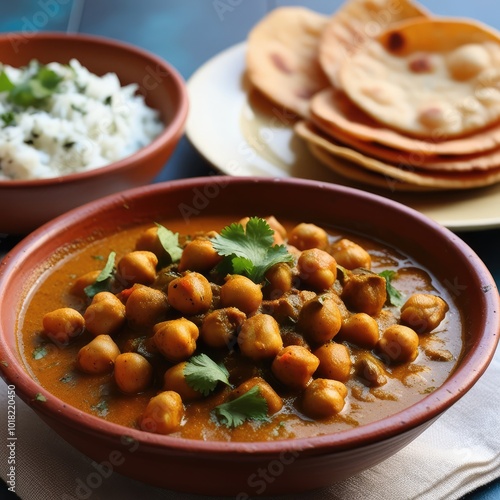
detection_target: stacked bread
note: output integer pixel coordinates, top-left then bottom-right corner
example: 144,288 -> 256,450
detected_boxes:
246,0 -> 500,191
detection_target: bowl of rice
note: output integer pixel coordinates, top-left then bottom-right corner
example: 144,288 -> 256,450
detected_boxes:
0,32 -> 189,234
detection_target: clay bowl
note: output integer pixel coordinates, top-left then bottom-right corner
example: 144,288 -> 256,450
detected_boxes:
0,177 -> 498,496
0,32 -> 188,234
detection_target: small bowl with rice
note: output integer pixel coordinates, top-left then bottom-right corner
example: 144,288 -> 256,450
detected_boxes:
0,32 -> 189,234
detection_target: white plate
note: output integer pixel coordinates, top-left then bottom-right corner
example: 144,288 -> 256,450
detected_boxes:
186,42 -> 500,232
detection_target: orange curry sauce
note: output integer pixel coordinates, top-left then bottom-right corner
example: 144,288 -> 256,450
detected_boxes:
18,216 -> 463,442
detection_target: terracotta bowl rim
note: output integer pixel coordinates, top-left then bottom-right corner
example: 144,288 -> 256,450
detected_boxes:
1,176 -> 498,457
0,31 -> 189,188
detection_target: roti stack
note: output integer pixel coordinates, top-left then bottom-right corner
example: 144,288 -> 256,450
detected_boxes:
245,0 -> 500,192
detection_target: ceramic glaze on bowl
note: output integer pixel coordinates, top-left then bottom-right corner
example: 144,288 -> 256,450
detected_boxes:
0,177 -> 498,496
0,32 -> 188,234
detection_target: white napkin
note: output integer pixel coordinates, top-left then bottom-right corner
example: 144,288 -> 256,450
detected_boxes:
1,342 -> 499,500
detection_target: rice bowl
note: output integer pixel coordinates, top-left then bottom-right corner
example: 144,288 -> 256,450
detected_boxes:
0,58 -> 164,180
0,31 -> 189,234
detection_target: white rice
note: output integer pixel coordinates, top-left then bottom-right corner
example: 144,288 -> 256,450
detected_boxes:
0,59 -> 164,180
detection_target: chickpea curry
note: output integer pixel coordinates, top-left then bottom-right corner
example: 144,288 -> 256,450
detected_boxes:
19,215 -> 463,442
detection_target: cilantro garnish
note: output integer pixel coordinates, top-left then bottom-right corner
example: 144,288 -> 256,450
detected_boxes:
214,386 -> 268,428
0,70 -> 14,93
184,353 -> 231,396
0,111 -> 15,126
1,64 -> 63,108
59,372 -> 77,385
155,223 -> 183,263
32,345 -> 48,360
91,399 -> 109,417
211,217 -> 295,284
34,393 -> 47,402
379,270 -> 405,307
84,251 -> 116,298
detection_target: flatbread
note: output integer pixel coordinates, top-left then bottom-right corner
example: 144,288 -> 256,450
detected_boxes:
246,7 -> 330,118
295,120 -> 500,190
310,88 -> 500,156
339,17 -> 500,138
310,109 -> 500,172
318,0 -> 429,88
307,143 -> 434,192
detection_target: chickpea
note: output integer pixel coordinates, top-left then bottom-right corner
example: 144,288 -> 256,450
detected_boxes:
84,291 -> 126,337
400,293 -> 448,333
341,270 -> 386,316
263,262 -> 293,299
117,250 -> 158,286
135,226 -> 167,260
271,289 -> 316,324
355,352 -> 387,387
271,345 -> 320,389
298,295 -> 342,345
125,286 -> 168,328
230,377 -> 283,415
200,307 -> 246,349
286,244 -> 302,260
163,362 -> 204,401
42,307 -> 85,345
337,313 -> 379,349
70,270 -> 101,298
114,352 -> 153,394
301,379 -> 347,419
313,342 -> 352,382
329,239 -> 371,270
178,238 -> 222,273
265,216 -> 287,245
219,275 -> 262,314
238,314 -> 283,361
167,272 -> 213,315
153,318 -> 199,363
76,334 -> 120,374
140,391 -> 184,434
377,324 -> 419,363
288,223 -> 328,250
297,248 -> 337,291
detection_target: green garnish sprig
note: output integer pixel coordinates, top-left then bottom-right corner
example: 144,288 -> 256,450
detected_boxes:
379,270 -> 405,307
183,353 -> 231,396
0,62 -> 63,108
214,386 -> 269,428
211,217 -> 295,284
84,251 -> 116,298
155,223 -> 183,263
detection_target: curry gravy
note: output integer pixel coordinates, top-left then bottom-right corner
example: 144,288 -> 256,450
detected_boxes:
19,216 -> 464,442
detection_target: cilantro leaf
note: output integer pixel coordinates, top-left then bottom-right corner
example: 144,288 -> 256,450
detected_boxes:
379,270 -> 405,307
155,223 -> 182,263
214,385 -> 269,428
1,111 -> 15,126
91,399 -> 109,417
7,64 -> 63,108
32,345 -> 48,360
211,217 -> 294,283
84,251 -> 116,298
0,70 -> 14,93
184,353 -> 231,396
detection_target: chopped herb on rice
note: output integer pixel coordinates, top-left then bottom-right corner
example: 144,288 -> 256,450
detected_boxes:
0,59 -> 163,180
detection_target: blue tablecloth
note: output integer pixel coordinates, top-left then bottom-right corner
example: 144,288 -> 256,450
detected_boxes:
0,1 -> 499,499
